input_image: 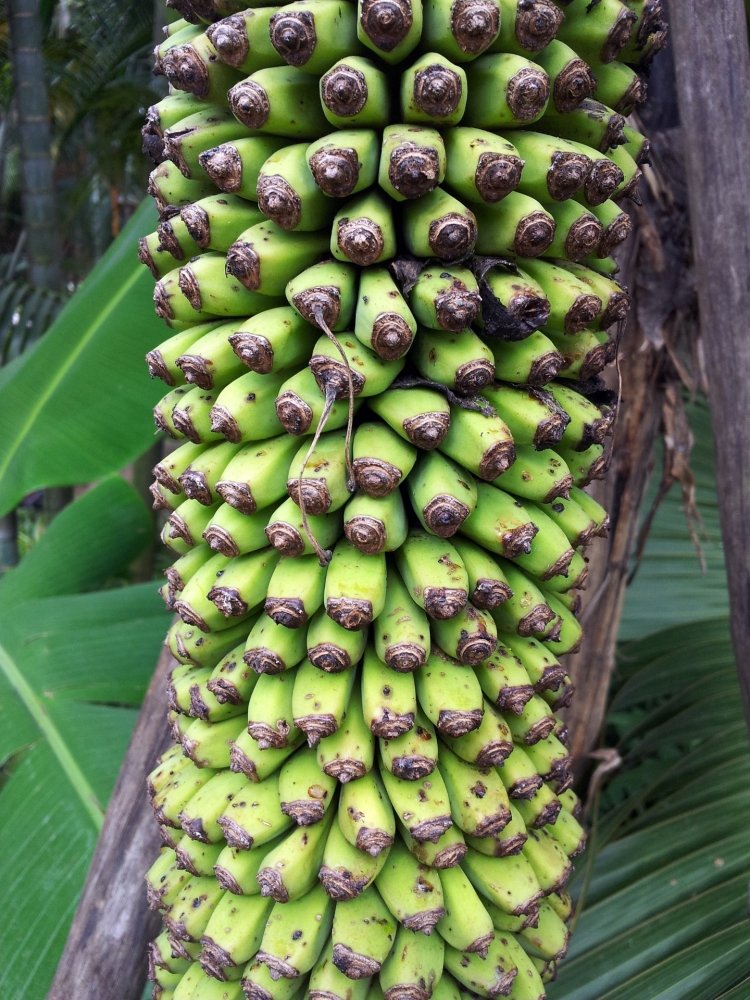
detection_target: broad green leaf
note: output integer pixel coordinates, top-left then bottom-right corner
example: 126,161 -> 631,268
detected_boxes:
0,198 -> 166,516
0,483 -> 169,1000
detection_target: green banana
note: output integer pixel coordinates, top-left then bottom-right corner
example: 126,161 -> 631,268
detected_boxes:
169,662 -> 211,714
343,489 -> 408,554
215,434 -> 299,514
444,129 -> 523,213
540,590 -> 584,654
256,882 -> 334,974
356,0 -> 423,64
265,496 -> 344,558
278,744 -> 337,825
503,693 -> 556,745
591,57 -> 646,115
543,200 -> 603,262
379,707 -> 439,779
395,531 -> 469,620
464,801 -> 527,857
225,222 -> 328,295
379,925 -> 445,998
407,265 -> 481,332
473,646 -> 535,718
547,887 -> 574,924
286,259 -> 359,331
487,330 -> 562,386
210,370 -> 291,444
247,667 -> 300,749
148,745 -> 189,798
287,429 -> 350,515
439,743 -> 512,838
532,494 -> 597,548
402,187 -> 477,262
401,52 -> 467,125
517,899 -> 570,962
540,672 -> 575,712
164,32 -> 243,104
146,849 -> 190,911
545,807 -> 586,857
157,214 -> 203,261
181,194 -> 265,253
438,404 -> 516,482
213,831 -> 287,894
144,90 -> 207,137
319,56 -> 391,128
351,421 -> 418,496
206,639 -> 259,705
200,893 -> 273,971
148,326 -> 217,386
176,322 -> 249,391
178,441 -> 242,504
532,39 -> 596,114
375,837 -> 445,931
320,815 -> 390,899
169,708 -> 195,740
198,136 -> 289,200
462,846 -> 543,917
331,190 -> 397,267
151,759 -> 217,829
293,657 -> 358,744
373,563 -> 431,673
241,960 -> 307,1000
188,674 -> 248,723
557,787 -> 582,820
488,560 -> 555,637
307,606 -> 368,672
164,875 -> 226,943
268,0 -> 363,75
256,808 -> 336,904
499,634 -> 566,692
218,772 -> 293,849
202,547 -> 279,625
205,8 -> 285,75
505,131 -> 593,202
546,327 -> 614,381
265,553 -> 327,628
368,386 -> 451,452
458,482 -> 538,564
412,326 -> 494,396
154,272 -> 223,328
554,0 -> 636,64
554,442 -> 606,487
307,128 -> 380,198
535,97 -> 626,153
180,252 -> 289,318
167,617 -> 255,669
378,124 -> 446,202
415,647 -> 484,737
473,191 -> 556,258
317,690 -> 375,781
464,53 -> 550,128
431,603 -> 497,665
475,264 -> 551,337
163,108 -> 249,180
308,941 -> 371,1000
493,0 -> 564,53
181,715 -> 247,769
148,160 -> 216,214
421,0 -> 500,62
522,827 -> 572,894
309,332 -> 406,400
339,768 -> 395,855
553,259 -> 629,329
324,539 -> 387,630
407,450 -> 477,538
228,65 -> 330,137
173,549 -> 233,630
169,387 -> 226,446
523,732 -> 572,784
274,368 -> 363,438
244,612 -> 309,675
331,885 -> 396,978
570,485 -> 609,535
229,728 -> 306,783
441,697 -> 513,767
362,644 -> 417,737
547,381 -> 612,451
256,142 -> 337,231
204,501 -> 280,558
169,961 -> 208,999
403,822 -> 467,870
514,781 -> 562,829
587,197 -> 632,257
486,383 -> 572,451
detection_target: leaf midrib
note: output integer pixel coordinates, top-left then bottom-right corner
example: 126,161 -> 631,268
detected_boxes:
0,640 -> 103,829
0,264 -> 142,486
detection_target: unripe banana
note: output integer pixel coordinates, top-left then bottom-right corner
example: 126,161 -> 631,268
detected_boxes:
545,807 -> 586,857
146,849 -> 190,910
532,493 -> 597,548
402,187 -> 478,262
543,200 -> 603,262
320,815 -> 391,900
200,893 -> 274,973
306,129 -> 379,203
198,135 -> 288,200
443,129 -> 522,209
352,421 -> 418,497
265,496 -> 344,558
375,837 -> 446,930
325,540 -> 388,630
374,564 -> 431,673
339,768 -> 395,855
165,960 -> 205,998
362,644 -> 417,737
535,97 -> 626,152
517,898 -> 570,962
149,160 -> 216,215
474,646 -> 534,718
247,666 -> 300,750
169,387 -> 227,446
308,941 -> 371,1000
489,331 -> 562,386
343,489 -> 409,554
309,332 -> 406,401
169,663 -> 211,714
148,327 -> 218,386
441,697 -> 513,767
446,537 -> 511,611
474,191 -> 556,258
368,386 -> 451,452
415,646 -> 484,736
400,52 -> 467,125
464,53 -> 550,128
488,560 -> 555,637
514,781 -> 562,829
407,265 -> 481,332
165,30 -> 245,102
332,190 -> 397,266
182,253 -> 290,319
169,707 -> 195,740
205,638 -> 256,705
464,800 -> 528,859
148,745 -> 190,799
379,707 -> 439,780
173,549 -> 232,630
243,612 -> 309,676
225,222 -> 328,296
189,674 -> 248,723
151,760 -> 217,829
458,483 -> 538,567
407,450 -> 477,539
512,131 -> 596,203
182,194 -> 266,255
200,547 -> 279,626
554,0 -> 636,65
424,0 -> 501,62
293,657 -> 358,744
268,0 -> 364,75
413,326 -> 495,396
228,65 -> 330,137
150,928 -> 192,979
286,259 -> 359,332
154,273 -> 223,328
176,324 -> 248,392
402,822 -> 467,870
275,369 -> 363,438
476,265 -> 551,339
168,617 -> 255,669
257,881 -> 334,974
215,434 -> 299,514
152,479 -> 185,514
486,384 -> 571,451
352,266 -> 416,362
241,959 -> 307,1000
307,606 -> 367,672
462,846 -> 543,917
205,8 -> 285,75
437,404 -> 516,484
277,744 -> 338,826
503,693 -> 556,746
531,38 -> 595,114
217,772 -> 293,851
256,142 -> 337,232
540,590 -> 584,654
437,865 -> 498,958
164,875 -> 226,943
553,259 -> 629,329
522,827 -> 572,894
213,831 -> 286,894
547,381 -> 612,451
440,743 -> 513,839
523,732 -> 572,784
181,715 -> 248,769
380,925 -> 445,1000
570,485 -> 609,535
378,124 -> 446,202
546,327 -> 614,382
431,603 -> 497,665
163,108 -> 250,180
317,691 -> 375,781
178,441 -> 242,505
157,214 -> 203,261
444,933 -> 524,996
554,442 -> 606,487
395,531 -> 469,620
356,0 -> 423,65
319,56 -> 391,128
499,634 -> 565,693
331,885 -> 396,979
540,672 -> 574,712
229,728 -> 305,782
265,553 -> 327,628
203,500 -> 275,563
287,429 -> 350,516
586,197 -> 632,258
144,90 -> 207,138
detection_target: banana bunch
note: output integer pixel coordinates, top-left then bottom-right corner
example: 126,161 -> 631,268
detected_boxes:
139,0 -> 664,997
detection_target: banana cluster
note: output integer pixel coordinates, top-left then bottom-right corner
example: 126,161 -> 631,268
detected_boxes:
137,0 -> 665,997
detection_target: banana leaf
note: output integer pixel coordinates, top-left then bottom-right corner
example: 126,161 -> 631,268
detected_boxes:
0,198 -> 166,517
0,477 -> 169,1000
